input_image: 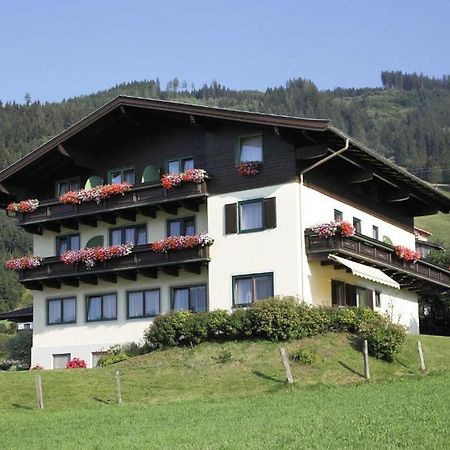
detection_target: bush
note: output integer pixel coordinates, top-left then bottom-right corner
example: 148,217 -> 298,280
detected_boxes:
224,308 -> 253,338
97,345 -> 130,367
144,311 -> 192,349
290,348 -> 315,365
0,359 -> 28,371
2,329 -> 32,367
358,315 -> 406,362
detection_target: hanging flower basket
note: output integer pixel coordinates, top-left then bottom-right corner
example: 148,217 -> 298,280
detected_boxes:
6,199 -> 39,214
311,221 -> 356,238
150,234 -> 214,253
394,246 -> 421,262
5,256 -> 42,271
238,161 -> 260,176
161,169 -> 207,190
60,243 -> 134,269
58,182 -> 132,205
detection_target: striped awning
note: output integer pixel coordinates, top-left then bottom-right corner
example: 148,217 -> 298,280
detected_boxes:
329,254 -> 400,289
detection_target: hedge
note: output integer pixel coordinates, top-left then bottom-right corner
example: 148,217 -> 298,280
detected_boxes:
144,297 -> 407,361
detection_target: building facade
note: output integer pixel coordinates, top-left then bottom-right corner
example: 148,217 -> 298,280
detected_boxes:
1,97 -> 449,368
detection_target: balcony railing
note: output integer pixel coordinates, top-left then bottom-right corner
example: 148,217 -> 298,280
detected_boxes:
305,230 -> 450,293
19,246 -> 210,290
11,181 -> 208,233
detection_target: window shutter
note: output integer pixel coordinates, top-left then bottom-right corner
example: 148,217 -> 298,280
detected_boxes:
225,203 -> 237,234
367,289 -> 374,310
264,197 -> 277,229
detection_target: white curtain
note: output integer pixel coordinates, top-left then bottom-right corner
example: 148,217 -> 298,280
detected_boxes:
48,300 -> 62,324
137,227 -> 147,245
128,292 -> 144,318
124,228 -> 135,244
168,161 -> 180,174
70,235 -> 80,251
103,294 -> 117,319
169,221 -> 182,236
111,229 -> 122,246
240,202 -> 263,230
145,290 -> 160,316
190,286 -> 206,312
63,298 -> 76,322
240,136 -> 262,162
235,278 -> 253,305
255,276 -> 272,300
173,289 -> 189,311
183,159 -> 194,171
185,220 -> 195,236
87,297 -> 102,321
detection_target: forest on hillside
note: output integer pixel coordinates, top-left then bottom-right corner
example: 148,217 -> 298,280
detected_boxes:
0,70 -> 450,312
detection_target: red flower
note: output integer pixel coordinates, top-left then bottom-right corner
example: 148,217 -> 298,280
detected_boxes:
238,162 -> 260,176
66,358 -> 87,369
394,246 -> 421,262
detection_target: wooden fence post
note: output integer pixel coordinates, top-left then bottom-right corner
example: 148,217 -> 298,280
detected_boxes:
115,370 -> 122,404
35,375 -> 44,410
417,340 -> 426,372
363,340 -> 370,380
279,348 -> 294,384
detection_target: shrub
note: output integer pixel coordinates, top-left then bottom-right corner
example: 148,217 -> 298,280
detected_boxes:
144,311 -> 193,348
0,359 -> 28,371
358,315 -> 406,361
97,346 -> 130,367
66,357 -> 87,369
2,329 -> 32,367
290,348 -> 315,365
224,308 -> 253,338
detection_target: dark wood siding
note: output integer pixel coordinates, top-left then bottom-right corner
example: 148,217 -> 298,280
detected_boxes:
225,203 -> 237,234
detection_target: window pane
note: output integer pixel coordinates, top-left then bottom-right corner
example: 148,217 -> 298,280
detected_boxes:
235,278 -> 253,305
69,181 -> 80,192
128,292 -> 144,318
145,290 -> 160,316
53,354 -> 70,369
124,228 -> 135,244
57,238 -> 68,256
103,294 -> 117,319
123,169 -> 135,184
240,136 -> 262,162
63,298 -> 76,322
58,182 -> 69,196
70,235 -> 80,251
183,158 -> 194,171
168,160 -> 180,174
240,201 -> 263,231
111,229 -> 122,246
173,288 -> 189,311
353,218 -> 361,233
357,287 -> 370,308
190,286 -> 206,312
334,209 -> 343,221
332,280 -> 345,307
48,300 -> 61,324
137,226 -> 147,245
184,219 -> 195,236
255,275 -> 273,300
87,297 -> 102,321
372,226 -> 379,240
111,171 -> 122,185
168,220 -> 182,236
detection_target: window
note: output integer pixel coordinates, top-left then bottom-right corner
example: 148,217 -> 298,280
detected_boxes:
108,167 -> 135,185
86,294 -> 117,321
238,135 -> 262,163
110,225 -> 147,246
372,226 -> 379,240
56,234 -> 80,256
48,297 -> 76,325
167,158 -> 194,174
239,199 -> 264,232
233,273 -> 273,306
92,352 -> 107,368
127,289 -> 160,318
374,291 -> 381,308
172,285 -> 207,312
353,217 -> 362,234
53,353 -> 71,369
334,209 -> 343,221
167,217 -> 195,236
57,178 -> 80,197
331,280 -> 373,309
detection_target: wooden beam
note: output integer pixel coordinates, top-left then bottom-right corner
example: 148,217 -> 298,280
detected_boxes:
22,281 -> 43,291
43,222 -> 61,233
161,266 -> 179,277
183,264 -> 202,275
138,268 -> 158,279
43,279 -> 61,289
99,213 -> 117,225
182,199 -> 200,212
118,271 -> 137,281
61,219 -> 79,231
385,189 -> 410,203
23,224 -> 43,235
79,216 -> 98,227
61,278 -> 79,287
99,273 -> 117,283
57,144 -> 72,158
138,206 -> 157,218
118,209 -> 136,222
295,144 -> 328,160
347,170 -> 373,184
160,203 -> 178,215
81,275 -> 98,285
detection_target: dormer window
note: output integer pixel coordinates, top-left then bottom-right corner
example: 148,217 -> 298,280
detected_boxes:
108,167 -> 135,185
167,158 -> 194,174
56,178 -> 80,197
238,135 -> 263,163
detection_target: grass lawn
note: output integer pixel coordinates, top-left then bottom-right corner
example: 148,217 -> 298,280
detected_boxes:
416,212 -> 450,247
1,333 -> 450,448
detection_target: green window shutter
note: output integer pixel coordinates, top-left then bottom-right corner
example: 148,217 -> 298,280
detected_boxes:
85,235 -> 104,248
264,197 -> 277,229
141,165 -> 160,183
85,176 -> 104,189
225,203 -> 237,234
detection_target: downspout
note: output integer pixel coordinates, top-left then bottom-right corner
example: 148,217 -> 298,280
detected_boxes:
298,138 -> 350,301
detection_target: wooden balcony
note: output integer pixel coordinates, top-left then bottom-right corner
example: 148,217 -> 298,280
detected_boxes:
19,246 -> 210,290
11,181 -> 208,234
305,230 -> 450,294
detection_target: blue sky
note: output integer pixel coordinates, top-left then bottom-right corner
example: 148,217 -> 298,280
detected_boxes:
0,0 -> 449,103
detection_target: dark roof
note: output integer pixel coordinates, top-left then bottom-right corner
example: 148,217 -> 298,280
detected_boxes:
0,306 -> 33,323
0,96 -> 449,212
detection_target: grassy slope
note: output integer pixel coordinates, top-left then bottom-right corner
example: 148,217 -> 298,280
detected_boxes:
416,212 -> 450,247
1,333 -> 450,412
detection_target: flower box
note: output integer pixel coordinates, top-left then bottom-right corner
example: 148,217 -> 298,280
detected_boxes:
161,169 -> 207,190
238,161 -> 260,176
59,182 -> 133,205
150,234 -> 214,253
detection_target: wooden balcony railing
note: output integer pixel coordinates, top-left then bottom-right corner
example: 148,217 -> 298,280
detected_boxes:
19,246 -> 210,290
305,230 -> 450,292
11,181 -> 208,233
